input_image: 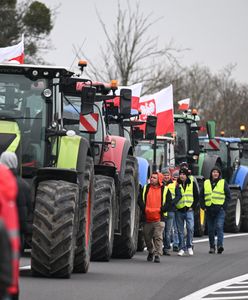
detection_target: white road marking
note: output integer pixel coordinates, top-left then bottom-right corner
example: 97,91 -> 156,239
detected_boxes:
20,265 -> 31,270
194,233 -> 248,244
180,274 -> 248,300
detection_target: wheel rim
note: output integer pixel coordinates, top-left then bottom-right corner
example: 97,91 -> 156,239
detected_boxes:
200,208 -> 205,226
236,197 -> 241,227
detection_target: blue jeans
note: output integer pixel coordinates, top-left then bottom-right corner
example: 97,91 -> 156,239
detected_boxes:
163,212 -> 175,251
206,208 -> 225,249
176,210 -> 194,251
172,214 -> 179,247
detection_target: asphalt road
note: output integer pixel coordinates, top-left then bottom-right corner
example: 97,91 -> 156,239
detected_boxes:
20,234 -> 248,300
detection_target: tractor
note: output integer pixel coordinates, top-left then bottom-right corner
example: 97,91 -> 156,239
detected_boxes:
174,110 -> 221,236
0,63 -> 94,278
60,70 -> 140,261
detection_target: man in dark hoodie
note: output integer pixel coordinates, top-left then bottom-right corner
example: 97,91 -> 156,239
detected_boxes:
0,151 -> 31,252
200,167 -> 231,254
162,168 -> 181,255
138,172 -> 172,263
176,167 -> 199,256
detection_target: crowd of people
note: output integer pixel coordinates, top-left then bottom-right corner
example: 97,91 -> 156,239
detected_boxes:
138,162 -> 231,263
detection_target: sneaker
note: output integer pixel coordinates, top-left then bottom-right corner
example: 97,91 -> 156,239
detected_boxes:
147,253 -> 153,261
188,247 -> 194,256
177,249 -> 185,256
154,255 -> 160,263
209,248 -> 215,254
163,250 -> 171,256
173,245 -> 179,252
217,246 -> 224,254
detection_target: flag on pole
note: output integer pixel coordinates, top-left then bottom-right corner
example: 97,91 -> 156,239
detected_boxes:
113,83 -> 143,109
0,35 -> 24,64
139,84 -> 174,135
178,98 -> 190,111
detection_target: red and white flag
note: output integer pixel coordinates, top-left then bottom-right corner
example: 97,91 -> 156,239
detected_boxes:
178,98 -> 190,111
0,35 -> 24,64
139,84 -> 174,135
113,83 -> 143,109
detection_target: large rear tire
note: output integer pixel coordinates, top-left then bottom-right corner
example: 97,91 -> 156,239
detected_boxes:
224,189 -> 242,233
112,156 -> 139,258
241,187 -> 248,232
73,156 -> 94,273
31,180 -> 78,278
91,175 -> 115,261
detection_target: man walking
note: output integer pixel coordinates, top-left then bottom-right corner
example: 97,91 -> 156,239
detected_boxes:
176,167 -> 199,256
162,168 -> 181,255
200,167 -> 231,254
138,172 -> 172,263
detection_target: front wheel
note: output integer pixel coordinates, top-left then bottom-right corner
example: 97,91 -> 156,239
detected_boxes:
224,189 -> 242,233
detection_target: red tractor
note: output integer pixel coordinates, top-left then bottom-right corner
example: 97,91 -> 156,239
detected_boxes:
60,70 -> 140,261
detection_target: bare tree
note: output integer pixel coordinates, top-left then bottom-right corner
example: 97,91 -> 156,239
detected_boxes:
76,0 -> 184,92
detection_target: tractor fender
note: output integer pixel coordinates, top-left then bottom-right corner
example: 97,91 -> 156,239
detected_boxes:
200,153 -> 222,179
232,165 -> 248,190
101,135 -> 132,181
136,157 -> 150,187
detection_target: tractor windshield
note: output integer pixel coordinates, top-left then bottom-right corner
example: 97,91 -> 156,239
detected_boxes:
0,74 -> 48,171
174,122 -> 188,158
240,142 -> 248,166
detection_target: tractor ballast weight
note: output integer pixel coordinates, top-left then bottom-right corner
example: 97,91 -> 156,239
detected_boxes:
0,64 -> 94,278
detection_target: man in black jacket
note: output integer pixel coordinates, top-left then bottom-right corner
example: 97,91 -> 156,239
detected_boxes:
200,167 -> 231,254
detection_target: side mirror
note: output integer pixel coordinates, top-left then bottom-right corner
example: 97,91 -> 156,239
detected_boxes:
81,86 -> 96,115
119,88 -> 131,116
206,120 -> 216,139
79,112 -> 99,134
145,116 -> 157,140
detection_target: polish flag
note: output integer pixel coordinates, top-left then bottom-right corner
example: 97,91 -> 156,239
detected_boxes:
0,35 -> 24,64
178,98 -> 190,111
139,85 -> 174,135
113,83 -> 143,109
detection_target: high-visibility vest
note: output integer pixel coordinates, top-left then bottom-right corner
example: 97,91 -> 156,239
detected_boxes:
204,179 -> 225,206
168,182 -> 176,199
176,179 -> 194,209
142,184 -> 169,217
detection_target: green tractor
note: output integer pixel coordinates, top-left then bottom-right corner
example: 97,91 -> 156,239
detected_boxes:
174,111 -> 221,236
0,63 -> 94,278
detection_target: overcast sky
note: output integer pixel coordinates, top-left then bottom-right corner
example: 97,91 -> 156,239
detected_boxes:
40,0 -> 248,84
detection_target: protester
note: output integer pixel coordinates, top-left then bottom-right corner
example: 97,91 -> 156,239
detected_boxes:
171,169 -> 180,252
0,219 -> 12,300
138,172 -> 172,263
0,164 -> 19,300
200,167 -> 231,254
162,168 -> 181,255
176,167 -> 199,256
0,151 -> 31,251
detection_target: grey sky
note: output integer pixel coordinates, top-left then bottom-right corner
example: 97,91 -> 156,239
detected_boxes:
40,0 -> 248,84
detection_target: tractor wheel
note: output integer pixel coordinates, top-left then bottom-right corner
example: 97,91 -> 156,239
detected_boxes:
31,180 -> 78,278
112,156 -> 139,258
224,189 -> 242,233
194,206 -> 206,237
73,156 -> 94,273
241,187 -> 248,232
91,175 -> 116,261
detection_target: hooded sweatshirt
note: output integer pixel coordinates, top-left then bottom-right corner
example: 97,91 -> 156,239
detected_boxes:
200,167 -> 231,214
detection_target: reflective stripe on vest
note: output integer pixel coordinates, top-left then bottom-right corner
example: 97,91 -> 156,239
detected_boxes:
177,179 -> 194,209
142,184 -> 168,217
204,179 -> 225,206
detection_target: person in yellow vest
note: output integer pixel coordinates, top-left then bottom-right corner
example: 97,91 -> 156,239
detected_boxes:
162,168 -> 181,255
176,167 -> 199,256
138,172 -> 172,263
200,167 -> 231,254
